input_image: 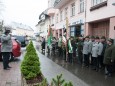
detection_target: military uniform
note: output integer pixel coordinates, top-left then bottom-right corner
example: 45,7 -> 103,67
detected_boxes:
83,40 -> 90,67
103,44 -> 115,76
88,40 -> 95,65
91,42 -> 99,70
77,40 -> 83,64
98,42 -> 103,68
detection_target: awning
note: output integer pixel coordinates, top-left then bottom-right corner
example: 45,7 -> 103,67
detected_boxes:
69,23 -> 84,27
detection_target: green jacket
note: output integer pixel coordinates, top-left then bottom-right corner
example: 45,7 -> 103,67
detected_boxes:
77,41 -> 83,53
103,45 -> 115,65
58,37 -> 62,47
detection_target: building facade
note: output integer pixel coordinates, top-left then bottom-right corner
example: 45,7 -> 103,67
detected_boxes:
11,22 -> 34,37
36,10 -> 50,39
86,0 -> 115,39
47,0 -> 115,39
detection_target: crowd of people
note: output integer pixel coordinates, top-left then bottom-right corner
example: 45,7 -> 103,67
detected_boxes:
41,35 -> 115,77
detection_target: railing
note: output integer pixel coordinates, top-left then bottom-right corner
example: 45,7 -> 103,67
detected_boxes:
90,1 -> 107,11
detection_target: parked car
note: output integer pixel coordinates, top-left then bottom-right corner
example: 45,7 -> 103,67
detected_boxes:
13,35 -> 27,47
0,37 -> 21,61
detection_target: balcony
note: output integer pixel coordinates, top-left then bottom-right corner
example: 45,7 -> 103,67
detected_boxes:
54,0 -> 70,9
47,8 -> 55,16
90,1 -> 107,11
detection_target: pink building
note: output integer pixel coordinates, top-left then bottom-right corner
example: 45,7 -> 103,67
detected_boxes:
48,0 -> 115,39
86,0 -> 115,39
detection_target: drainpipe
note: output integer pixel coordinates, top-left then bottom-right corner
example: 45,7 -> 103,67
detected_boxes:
112,1 -> 115,44
84,0 -> 87,37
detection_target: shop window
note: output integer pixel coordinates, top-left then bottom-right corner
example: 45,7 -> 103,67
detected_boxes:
70,27 -> 75,37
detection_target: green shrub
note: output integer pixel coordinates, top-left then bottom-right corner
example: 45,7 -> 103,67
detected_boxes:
21,41 -> 41,80
25,72 -> 37,80
37,74 -> 73,86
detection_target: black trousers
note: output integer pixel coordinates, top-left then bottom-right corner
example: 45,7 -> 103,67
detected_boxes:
98,55 -> 104,67
63,49 -> 66,60
68,53 -> 73,63
58,47 -> 62,57
78,52 -> 83,64
2,52 -> 10,69
84,54 -> 89,66
90,54 -> 93,65
105,65 -> 113,74
92,57 -> 99,69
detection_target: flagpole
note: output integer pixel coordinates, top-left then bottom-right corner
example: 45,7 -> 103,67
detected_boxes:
66,17 -> 69,62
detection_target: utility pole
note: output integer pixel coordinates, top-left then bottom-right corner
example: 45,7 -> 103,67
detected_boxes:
0,20 -> 3,35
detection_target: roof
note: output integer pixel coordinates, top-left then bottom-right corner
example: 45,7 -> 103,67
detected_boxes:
11,22 -> 34,31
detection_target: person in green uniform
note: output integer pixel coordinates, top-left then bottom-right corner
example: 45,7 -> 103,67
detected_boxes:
77,36 -> 84,64
103,39 -> 115,77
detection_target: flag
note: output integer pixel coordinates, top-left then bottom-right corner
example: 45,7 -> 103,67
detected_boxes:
66,17 -> 69,40
62,35 -> 66,45
68,39 -> 73,53
65,17 -> 69,61
62,17 -> 69,46
47,25 -> 53,46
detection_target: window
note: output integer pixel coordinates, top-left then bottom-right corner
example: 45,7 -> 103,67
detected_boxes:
65,7 -> 68,19
60,11 -> 63,21
51,16 -> 54,24
52,16 -> 54,24
92,0 -> 105,6
71,3 -> 75,16
80,0 -> 84,13
70,27 -> 75,37
56,14 -> 58,23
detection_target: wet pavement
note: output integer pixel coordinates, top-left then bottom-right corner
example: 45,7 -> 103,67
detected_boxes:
0,41 -> 115,86
0,47 -> 26,86
35,41 -> 115,86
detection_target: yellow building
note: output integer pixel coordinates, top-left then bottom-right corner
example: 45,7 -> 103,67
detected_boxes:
11,22 -> 34,37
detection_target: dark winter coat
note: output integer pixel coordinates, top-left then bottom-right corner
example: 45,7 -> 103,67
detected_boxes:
77,41 -> 83,54
41,40 -> 45,49
103,45 -> 115,65
101,42 -> 107,56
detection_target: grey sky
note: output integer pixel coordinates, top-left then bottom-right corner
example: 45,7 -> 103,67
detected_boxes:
2,0 -> 48,30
